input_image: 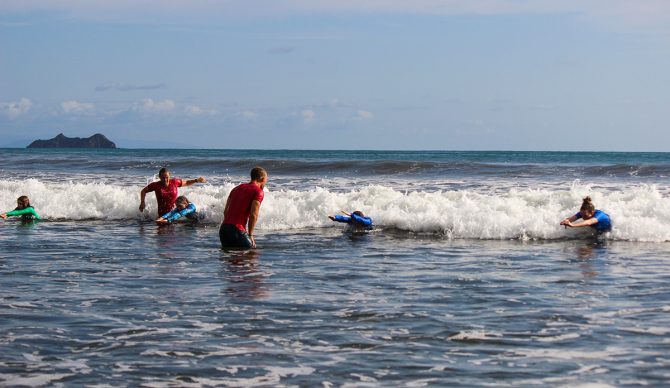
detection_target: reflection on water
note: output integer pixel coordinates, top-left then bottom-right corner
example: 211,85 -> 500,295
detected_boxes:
2,223 -> 670,386
221,249 -> 269,300
572,240 -> 612,279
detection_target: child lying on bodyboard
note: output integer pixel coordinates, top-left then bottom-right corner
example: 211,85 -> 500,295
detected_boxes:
328,210 -> 373,230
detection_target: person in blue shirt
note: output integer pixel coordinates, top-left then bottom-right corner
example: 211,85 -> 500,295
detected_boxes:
560,196 -> 612,232
329,210 -> 373,229
156,196 -> 199,225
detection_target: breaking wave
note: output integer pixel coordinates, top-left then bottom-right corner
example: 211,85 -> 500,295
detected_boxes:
2,179 -> 669,242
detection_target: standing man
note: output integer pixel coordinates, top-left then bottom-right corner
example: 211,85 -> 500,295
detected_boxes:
220,166 -> 267,249
139,167 -> 206,217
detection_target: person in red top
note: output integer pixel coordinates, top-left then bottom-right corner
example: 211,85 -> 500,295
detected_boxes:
220,166 -> 267,249
139,167 -> 206,217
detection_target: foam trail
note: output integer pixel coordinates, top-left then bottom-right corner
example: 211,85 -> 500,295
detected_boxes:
1,179 -> 669,242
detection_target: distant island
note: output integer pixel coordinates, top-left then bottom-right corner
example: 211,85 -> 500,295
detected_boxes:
27,133 -> 116,149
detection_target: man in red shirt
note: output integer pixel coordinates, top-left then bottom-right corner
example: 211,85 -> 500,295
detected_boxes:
219,166 -> 267,249
139,167 -> 206,217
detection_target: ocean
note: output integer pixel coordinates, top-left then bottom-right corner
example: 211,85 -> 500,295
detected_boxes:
1,148 -> 669,386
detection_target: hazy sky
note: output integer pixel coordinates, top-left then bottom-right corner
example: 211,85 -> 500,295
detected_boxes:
1,1 -> 669,150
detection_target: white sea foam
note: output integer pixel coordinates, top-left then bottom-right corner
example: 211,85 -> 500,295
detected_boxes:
512,346 -> 628,361
54,358 -> 92,374
9,302 -> 40,309
22,353 -> 43,362
2,179 -> 670,241
621,326 -> 670,335
448,331 -> 503,341
0,373 -> 73,387
534,332 -> 581,342
264,366 -> 315,378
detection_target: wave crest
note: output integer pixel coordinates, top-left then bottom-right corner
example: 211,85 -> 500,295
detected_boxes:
1,179 -> 669,242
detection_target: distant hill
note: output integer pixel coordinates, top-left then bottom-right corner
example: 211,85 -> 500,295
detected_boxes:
27,133 -> 116,149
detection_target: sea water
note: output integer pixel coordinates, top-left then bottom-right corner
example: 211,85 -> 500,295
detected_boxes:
1,149 -> 670,386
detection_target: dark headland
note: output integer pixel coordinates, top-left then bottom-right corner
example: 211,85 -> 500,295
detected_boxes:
27,133 -> 116,149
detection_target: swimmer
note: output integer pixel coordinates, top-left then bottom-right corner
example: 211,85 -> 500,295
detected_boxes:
329,210 -> 373,229
0,196 -> 41,222
560,196 -> 612,232
156,196 -> 198,225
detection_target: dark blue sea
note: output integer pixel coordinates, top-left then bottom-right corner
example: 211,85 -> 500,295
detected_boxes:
1,149 -> 670,386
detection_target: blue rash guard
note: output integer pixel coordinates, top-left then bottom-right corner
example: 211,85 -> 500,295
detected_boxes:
161,203 -> 198,223
333,214 -> 373,228
576,209 -> 612,232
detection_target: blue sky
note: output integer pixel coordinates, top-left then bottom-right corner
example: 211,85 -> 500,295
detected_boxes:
1,1 -> 669,150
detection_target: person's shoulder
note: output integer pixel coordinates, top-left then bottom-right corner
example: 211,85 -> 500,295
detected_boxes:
253,183 -> 264,198
174,178 -> 183,186
242,182 -> 263,192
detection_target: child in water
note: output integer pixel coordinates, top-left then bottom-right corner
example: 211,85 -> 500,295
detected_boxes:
0,196 -> 41,222
156,196 -> 199,225
560,196 -> 612,232
329,210 -> 373,229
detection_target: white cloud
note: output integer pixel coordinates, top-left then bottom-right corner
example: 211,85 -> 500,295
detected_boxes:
61,100 -> 94,113
354,110 -> 374,121
95,82 -> 165,92
1,97 -> 32,119
312,98 -> 354,110
137,98 -> 175,113
185,105 -> 218,116
301,109 -> 316,124
236,110 -> 258,120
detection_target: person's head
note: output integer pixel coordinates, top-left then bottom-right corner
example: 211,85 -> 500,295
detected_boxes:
580,196 -> 596,219
352,210 -> 365,217
250,166 -> 267,189
16,195 -> 30,209
158,168 -> 171,184
175,195 -> 190,210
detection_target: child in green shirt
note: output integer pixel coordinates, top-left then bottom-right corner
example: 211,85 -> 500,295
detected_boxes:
1,196 -> 41,221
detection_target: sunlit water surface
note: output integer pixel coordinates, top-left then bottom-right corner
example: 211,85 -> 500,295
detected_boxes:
2,221 -> 670,386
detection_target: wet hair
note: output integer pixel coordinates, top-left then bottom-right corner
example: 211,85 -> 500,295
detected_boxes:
16,195 -> 30,210
159,167 -> 170,177
580,196 -> 595,213
175,196 -> 190,206
352,211 -> 365,217
250,166 -> 267,181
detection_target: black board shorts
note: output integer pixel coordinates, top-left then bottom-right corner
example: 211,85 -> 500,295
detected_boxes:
219,223 -> 253,248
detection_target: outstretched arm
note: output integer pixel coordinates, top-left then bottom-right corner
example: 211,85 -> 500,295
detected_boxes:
329,215 -> 352,223
156,204 -> 197,225
183,177 -> 206,187
560,214 -> 579,227
5,208 -> 41,220
562,217 -> 598,228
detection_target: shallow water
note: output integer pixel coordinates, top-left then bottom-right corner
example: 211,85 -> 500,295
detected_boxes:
2,221 -> 670,386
